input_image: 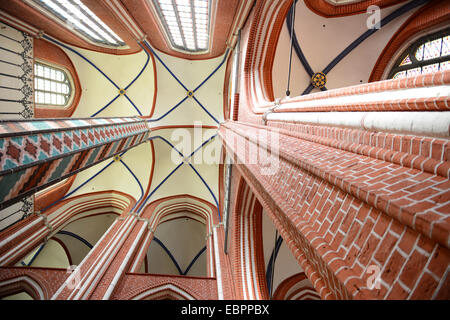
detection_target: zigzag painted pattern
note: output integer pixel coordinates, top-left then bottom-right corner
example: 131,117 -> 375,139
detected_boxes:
0,118 -> 148,174
0,118 -> 149,209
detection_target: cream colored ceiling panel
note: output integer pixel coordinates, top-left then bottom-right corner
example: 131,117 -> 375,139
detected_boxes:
145,128 -> 219,205
67,141 -> 153,202
146,216 -> 206,277
56,213 -> 117,265
61,44 -> 155,117
24,239 -> 70,269
150,48 -> 225,126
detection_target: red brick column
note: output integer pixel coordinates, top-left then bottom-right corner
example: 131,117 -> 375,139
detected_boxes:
227,176 -> 269,299
50,194 -> 236,300
51,211 -> 141,299
219,120 -> 449,300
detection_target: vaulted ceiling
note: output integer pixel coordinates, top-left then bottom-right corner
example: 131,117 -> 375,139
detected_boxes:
0,0 -> 248,274
0,0 -> 244,59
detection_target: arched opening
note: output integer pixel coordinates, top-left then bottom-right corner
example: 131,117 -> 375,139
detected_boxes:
0,276 -> 45,300
1,291 -> 34,300
18,239 -> 70,269
131,284 -> 196,300
272,273 -> 321,300
133,195 -> 219,280
388,28 -> 449,79
231,177 -> 321,300
230,178 -> 268,300
262,209 -> 321,300
145,215 -> 207,277
17,213 -> 118,269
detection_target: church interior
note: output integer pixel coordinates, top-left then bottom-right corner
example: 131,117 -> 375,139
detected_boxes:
0,0 -> 448,300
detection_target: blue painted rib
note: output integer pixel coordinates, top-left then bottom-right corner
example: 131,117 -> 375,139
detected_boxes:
44,35 -> 145,117
90,46 -> 149,117
300,0 -> 427,95
40,147 -> 135,213
151,236 -> 206,276
152,236 -> 183,275
91,46 -> 148,116
188,162 -> 221,221
43,35 -> 119,90
136,162 -> 184,213
57,230 -> 93,249
286,1 -> 314,77
24,243 -> 46,266
183,246 -> 206,275
322,0 -> 428,74
144,41 -> 227,124
125,42 -> 150,90
120,159 -> 144,211
143,40 -> 189,92
150,135 -> 185,159
266,235 -> 283,295
124,94 -> 143,116
184,134 -> 221,222
90,94 -> 120,117
192,96 -> 220,124
302,83 -> 314,96
150,134 -> 220,220
193,49 -> 230,92
187,133 -> 218,159
120,159 -> 144,197
136,135 -> 219,219
146,96 -> 189,123
40,159 -> 116,213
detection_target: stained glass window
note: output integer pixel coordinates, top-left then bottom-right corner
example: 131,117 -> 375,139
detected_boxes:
34,62 -> 72,106
153,0 -> 211,52
389,29 -> 449,79
399,55 -> 412,66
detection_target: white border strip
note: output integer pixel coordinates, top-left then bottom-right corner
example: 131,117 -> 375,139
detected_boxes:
266,111 -> 450,138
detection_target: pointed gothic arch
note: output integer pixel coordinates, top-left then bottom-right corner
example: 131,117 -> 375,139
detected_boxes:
0,275 -> 45,300
230,178 -> 268,300
131,283 -> 195,300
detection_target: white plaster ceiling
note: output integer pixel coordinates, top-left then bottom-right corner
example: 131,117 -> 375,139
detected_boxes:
272,1 -> 417,98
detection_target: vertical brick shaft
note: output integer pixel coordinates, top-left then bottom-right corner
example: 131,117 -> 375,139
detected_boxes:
220,115 -> 450,299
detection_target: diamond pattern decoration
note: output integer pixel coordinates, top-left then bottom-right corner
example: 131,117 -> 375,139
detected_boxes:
0,118 -> 149,174
0,117 -> 150,209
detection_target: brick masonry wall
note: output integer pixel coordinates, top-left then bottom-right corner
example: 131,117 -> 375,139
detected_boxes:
227,177 -> 269,299
223,0 -> 450,300
0,266 -> 69,299
112,273 -> 218,300
272,272 -> 321,300
220,121 -> 449,300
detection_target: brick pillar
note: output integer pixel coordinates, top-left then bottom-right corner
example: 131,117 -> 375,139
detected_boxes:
219,110 -> 450,299
0,191 -> 134,266
51,210 -> 146,299
51,195 -> 236,300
